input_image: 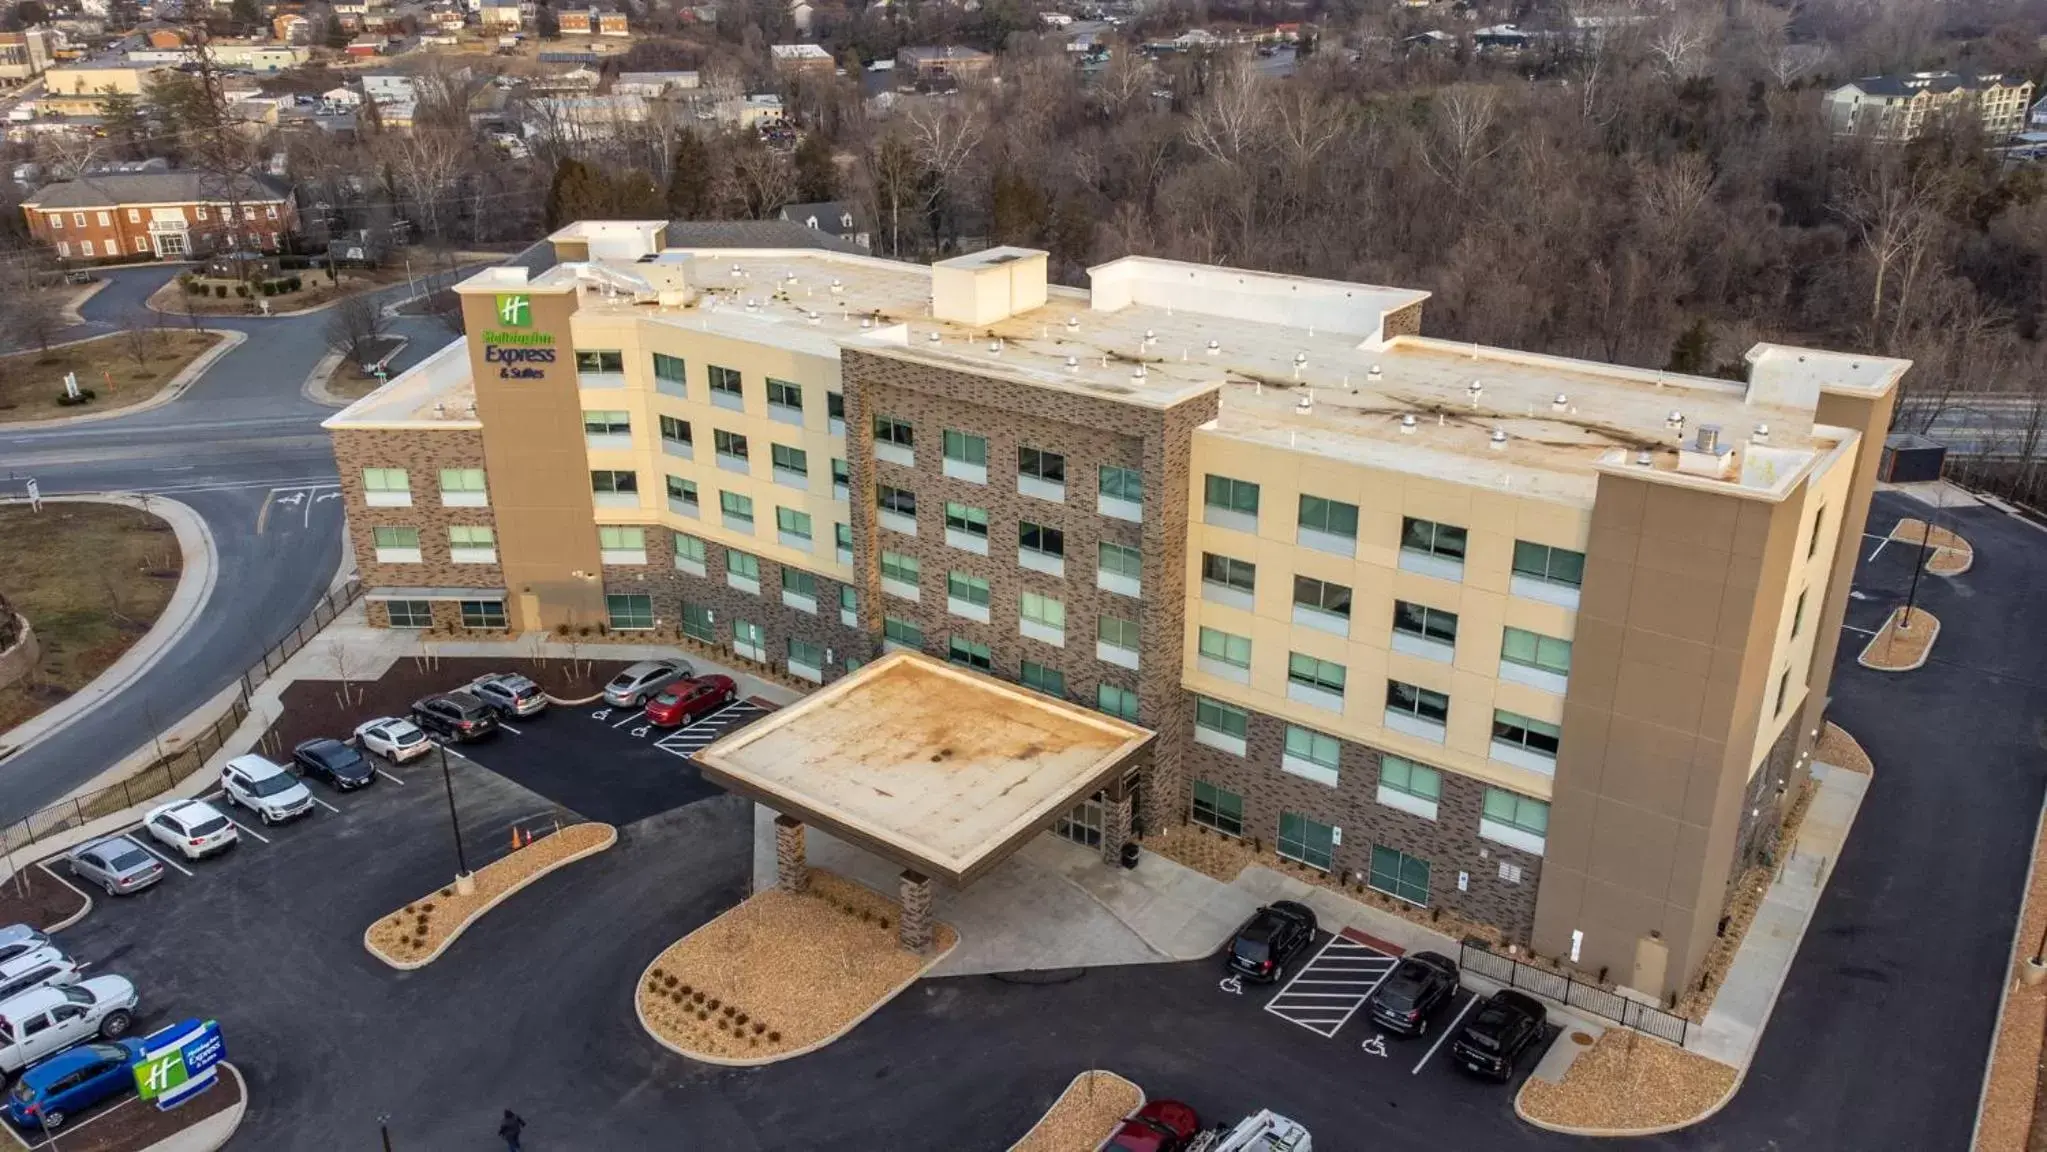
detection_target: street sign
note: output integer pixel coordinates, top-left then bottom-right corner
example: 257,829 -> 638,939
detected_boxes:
23,478 -> 39,513
133,1018 -> 225,1110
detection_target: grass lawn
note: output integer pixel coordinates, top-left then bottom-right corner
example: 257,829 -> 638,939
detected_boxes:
0,330 -> 223,424
150,264 -> 416,316
0,503 -> 182,735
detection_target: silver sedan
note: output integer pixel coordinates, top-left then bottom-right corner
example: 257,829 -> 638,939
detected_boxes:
65,835 -> 166,897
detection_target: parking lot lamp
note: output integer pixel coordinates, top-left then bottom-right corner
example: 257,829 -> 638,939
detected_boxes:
437,741 -> 472,890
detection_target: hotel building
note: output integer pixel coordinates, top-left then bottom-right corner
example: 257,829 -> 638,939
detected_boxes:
324,220 -> 1907,1000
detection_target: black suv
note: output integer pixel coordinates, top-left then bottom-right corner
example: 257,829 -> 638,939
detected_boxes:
410,692 -> 499,742
1366,950 -> 1460,1036
1222,901 -> 1318,983
1449,989 -> 1548,1081
293,738 -> 376,791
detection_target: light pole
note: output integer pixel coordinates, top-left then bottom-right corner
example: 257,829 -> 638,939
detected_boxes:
436,740 -> 470,889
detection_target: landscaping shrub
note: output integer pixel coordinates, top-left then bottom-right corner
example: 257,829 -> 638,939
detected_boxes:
55,388 -> 97,406
234,284 -> 249,298
751,1022 -> 765,1035
213,285 -> 228,298
767,1031 -> 780,1043
287,275 -> 302,291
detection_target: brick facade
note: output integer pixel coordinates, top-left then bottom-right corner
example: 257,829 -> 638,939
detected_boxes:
1731,720 -> 1802,884
1184,710 -> 1545,943
333,428 -> 503,593
25,195 -> 297,262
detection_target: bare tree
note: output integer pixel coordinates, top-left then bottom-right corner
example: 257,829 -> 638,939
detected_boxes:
323,293 -> 388,364
1184,60 -> 1267,168
1418,86 -> 1503,202
1834,164 -> 1948,351
731,143 -> 797,220
0,262 -> 65,355
117,307 -> 166,370
1647,11 -> 1717,82
905,98 -> 986,249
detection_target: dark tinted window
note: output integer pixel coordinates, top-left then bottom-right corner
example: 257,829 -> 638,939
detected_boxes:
1231,938 -> 1270,963
107,849 -> 150,871
189,817 -> 230,836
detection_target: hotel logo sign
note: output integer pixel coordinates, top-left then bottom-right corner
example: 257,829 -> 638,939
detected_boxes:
495,293 -> 532,328
481,293 -> 555,379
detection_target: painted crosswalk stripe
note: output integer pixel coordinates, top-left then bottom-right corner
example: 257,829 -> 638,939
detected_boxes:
1263,936 -> 1400,1039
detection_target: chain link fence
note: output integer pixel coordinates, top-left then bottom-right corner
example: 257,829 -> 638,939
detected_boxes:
0,579 -> 362,859
1459,942 -> 1691,1046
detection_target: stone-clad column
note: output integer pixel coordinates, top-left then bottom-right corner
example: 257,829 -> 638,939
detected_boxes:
898,870 -> 933,951
774,814 -> 807,893
1100,782 -> 1134,867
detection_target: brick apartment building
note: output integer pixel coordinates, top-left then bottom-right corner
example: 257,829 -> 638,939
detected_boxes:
323,220 -> 1906,1003
21,171 -> 298,261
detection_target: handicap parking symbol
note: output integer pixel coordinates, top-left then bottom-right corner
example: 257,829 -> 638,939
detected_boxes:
631,726 -> 651,738
1361,1034 -> 1389,1058
591,708 -> 612,721
1219,975 -> 1244,996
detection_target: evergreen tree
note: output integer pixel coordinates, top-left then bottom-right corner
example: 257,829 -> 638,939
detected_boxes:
545,157 -> 591,231
228,0 -> 260,31
1666,318 -> 1713,376
96,88 -> 149,159
792,131 -> 836,203
666,132 -> 713,219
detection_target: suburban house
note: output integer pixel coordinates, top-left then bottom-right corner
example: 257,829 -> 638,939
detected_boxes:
564,3 -> 630,35
1824,70 -> 2035,142
778,200 -> 869,250
20,171 -> 299,261
480,0 -> 522,28
0,29 -> 57,87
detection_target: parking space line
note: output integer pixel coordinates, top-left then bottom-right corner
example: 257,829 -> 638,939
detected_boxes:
221,815 -> 271,844
1263,935 -> 1400,1039
308,795 -> 341,814
499,722 -> 522,735
376,768 -> 406,785
610,712 -> 639,729
128,838 -> 192,878
1412,993 -> 1480,1075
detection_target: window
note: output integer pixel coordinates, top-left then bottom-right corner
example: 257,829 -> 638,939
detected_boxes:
1808,506 -> 1827,559
681,603 -> 715,643
579,412 -> 628,439
726,550 -> 761,582
590,470 -> 638,494
1099,465 -> 1142,503
1200,553 -> 1256,595
1289,653 -> 1346,695
1298,494 -> 1359,541
1278,813 -> 1336,871
659,416 -> 691,446
460,600 -> 506,629
1018,446 -> 1066,488
1791,589 -> 1808,639
652,352 -> 686,388
450,525 -> 495,550
1098,613 -> 1140,651
1098,542 -> 1141,592
1097,683 -> 1140,722
714,429 -> 750,462
363,467 -> 409,499
1484,788 -> 1549,838
1369,845 -> 1429,905
832,458 -> 850,495
771,443 -> 808,478
776,506 -> 813,542
944,429 -> 987,467
127,208 -> 141,223
1018,521 -> 1064,558
1492,710 -> 1561,759
733,618 -> 766,660
1512,541 -> 1586,590
874,414 -> 914,447
1021,660 -> 1066,697
783,566 -> 818,598
767,378 -> 802,411
1282,725 -> 1341,786
1501,627 -> 1571,674
1203,475 -> 1260,521
195,206 -> 206,220
949,635 -> 993,670
1191,780 -> 1244,837
242,206 -> 255,220
606,593 -> 654,630
708,364 -> 743,399
597,527 -> 645,554
720,490 -> 755,527
667,476 -> 699,510
1387,680 -> 1449,724
1377,755 -> 1441,814
884,615 -> 924,649
80,240 -> 93,257
789,638 -> 825,672
945,502 -> 988,539
372,526 -> 419,552
674,533 -> 706,565
385,600 -> 432,628
1198,627 -> 1251,669
71,211 -> 83,227
1393,601 -> 1458,645
1402,517 -> 1467,561
881,550 -> 920,587
878,485 -> 917,517
827,391 -> 845,424
1196,697 -> 1248,739
1021,591 -> 1065,632
948,570 -> 990,607
839,584 -> 858,619
1294,576 -> 1353,621
1775,669 -> 1792,717
575,350 -> 624,374
48,213 -> 60,229
835,523 -> 852,557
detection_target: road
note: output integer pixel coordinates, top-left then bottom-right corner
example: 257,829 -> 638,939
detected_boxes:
0,262 -> 467,823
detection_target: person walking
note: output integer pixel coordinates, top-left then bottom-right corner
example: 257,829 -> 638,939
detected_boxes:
498,1109 -> 526,1152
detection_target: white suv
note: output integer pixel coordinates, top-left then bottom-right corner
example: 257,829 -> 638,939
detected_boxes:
220,755 -> 315,825
0,949 -> 80,1006
0,978 -> 137,1075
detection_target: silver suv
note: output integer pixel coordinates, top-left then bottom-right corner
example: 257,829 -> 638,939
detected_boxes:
468,673 -> 548,718
602,659 -> 693,708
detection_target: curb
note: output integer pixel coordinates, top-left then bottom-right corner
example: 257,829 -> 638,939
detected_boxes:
362,823 -> 618,970
1928,547 -> 1975,576
633,899 -> 960,1067
137,1061 -> 247,1152
1856,607 -> 1939,672
33,860 -> 95,934
1003,1071 -> 1145,1152
58,278 -> 110,325
544,691 -> 606,706
0,329 -> 243,430
1972,782 -> 2047,1151
299,348 -> 348,408
0,494 -> 218,765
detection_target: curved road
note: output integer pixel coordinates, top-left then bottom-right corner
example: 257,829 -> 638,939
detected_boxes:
0,263 -> 466,823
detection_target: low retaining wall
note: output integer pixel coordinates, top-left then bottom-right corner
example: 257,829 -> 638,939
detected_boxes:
0,616 -> 36,689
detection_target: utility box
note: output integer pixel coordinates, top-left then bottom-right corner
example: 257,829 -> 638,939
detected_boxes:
1881,434 -> 1947,484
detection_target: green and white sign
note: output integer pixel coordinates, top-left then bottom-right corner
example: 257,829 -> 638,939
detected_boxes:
133,1018 -> 225,1110
495,293 -> 532,328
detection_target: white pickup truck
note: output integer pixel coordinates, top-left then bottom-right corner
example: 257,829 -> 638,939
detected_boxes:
0,978 -> 138,1075
1185,1110 -> 1311,1152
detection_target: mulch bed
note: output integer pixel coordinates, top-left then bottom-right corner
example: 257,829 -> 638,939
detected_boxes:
45,1063 -> 239,1152
1518,1028 -> 1736,1132
1009,1071 -> 1142,1152
256,656 -> 631,756
1857,606 -> 1939,672
0,864 -> 88,931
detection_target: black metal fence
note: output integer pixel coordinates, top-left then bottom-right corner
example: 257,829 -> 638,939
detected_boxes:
1459,942 -> 1691,1046
0,579 -> 363,857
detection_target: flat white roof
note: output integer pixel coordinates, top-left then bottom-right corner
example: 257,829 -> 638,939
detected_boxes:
322,338 -> 478,429
694,651 -> 1152,885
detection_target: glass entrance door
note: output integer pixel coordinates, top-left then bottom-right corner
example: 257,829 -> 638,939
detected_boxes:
1056,794 -> 1104,848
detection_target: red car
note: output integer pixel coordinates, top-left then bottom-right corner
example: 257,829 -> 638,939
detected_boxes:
643,675 -> 738,728
1105,1100 -> 1199,1152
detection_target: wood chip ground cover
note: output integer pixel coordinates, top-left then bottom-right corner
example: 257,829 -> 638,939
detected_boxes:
1519,1029 -> 1737,1132
638,870 -> 956,1062
1891,517 -> 1973,575
1008,1071 -> 1142,1152
366,822 -> 615,965
1859,606 -> 1939,671
1813,721 -> 1873,776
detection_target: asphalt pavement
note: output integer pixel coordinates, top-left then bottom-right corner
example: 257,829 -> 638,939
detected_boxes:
0,263 -> 463,821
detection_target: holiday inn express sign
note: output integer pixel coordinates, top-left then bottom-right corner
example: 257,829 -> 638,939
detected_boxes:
483,292 -> 556,379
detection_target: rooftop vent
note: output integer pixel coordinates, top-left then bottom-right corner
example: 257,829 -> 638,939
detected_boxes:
1752,423 -> 1770,443
1400,414 -> 1417,434
1468,380 -> 1484,407
1552,393 -> 1568,412
1489,428 -> 1508,450
1296,390 -> 1313,414
1677,422 -> 1737,479
744,298 -> 758,311
1368,364 -> 1383,383
1666,410 -> 1685,433
1635,449 -> 1654,466
1131,364 -> 1147,380
1144,328 -> 1157,345
807,310 -> 820,324
927,331 -> 941,344
1206,339 -> 1220,355
1065,316 -> 1080,331
859,317 -> 872,329
987,340 -> 1002,355
829,279 -> 843,295
1065,355 -> 1079,371
729,264 -> 743,279
1693,424 -> 1721,453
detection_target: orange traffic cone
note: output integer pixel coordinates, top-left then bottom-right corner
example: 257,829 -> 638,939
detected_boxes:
510,827 -> 523,851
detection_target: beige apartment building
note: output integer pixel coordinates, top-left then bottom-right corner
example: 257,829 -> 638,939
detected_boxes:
1825,70 -> 2035,142
323,221 -> 1906,1002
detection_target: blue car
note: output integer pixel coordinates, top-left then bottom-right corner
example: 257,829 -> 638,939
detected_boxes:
6,1040 -> 143,1130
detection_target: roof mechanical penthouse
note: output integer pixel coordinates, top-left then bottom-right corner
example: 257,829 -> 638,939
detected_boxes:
323,219 -> 1907,1006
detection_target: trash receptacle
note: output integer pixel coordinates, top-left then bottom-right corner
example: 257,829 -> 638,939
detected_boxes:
1120,842 -> 1140,869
